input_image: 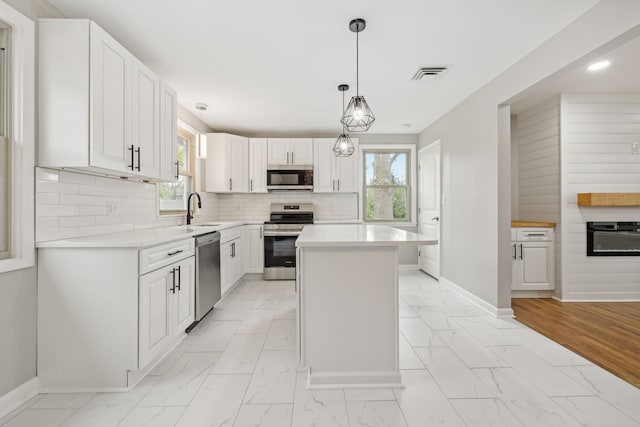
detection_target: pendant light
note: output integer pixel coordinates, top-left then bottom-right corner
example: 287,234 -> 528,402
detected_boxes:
334,84 -> 355,157
341,18 -> 375,132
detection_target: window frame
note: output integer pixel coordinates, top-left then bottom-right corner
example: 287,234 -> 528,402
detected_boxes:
360,144 -> 417,226
158,123 -> 197,216
0,4 -> 34,273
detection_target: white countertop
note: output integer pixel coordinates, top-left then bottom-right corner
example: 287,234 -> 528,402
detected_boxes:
36,221 -> 259,249
296,224 -> 437,247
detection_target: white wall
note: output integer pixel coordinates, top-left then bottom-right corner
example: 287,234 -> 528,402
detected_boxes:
0,0 -> 61,400
560,94 -> 640,300
515,99 -> 562,293
418,0 -> 640,311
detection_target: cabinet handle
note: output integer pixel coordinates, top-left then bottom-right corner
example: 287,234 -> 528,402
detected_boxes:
512,244 -> 516,260
337,179 -> 340,192
232,242 -> 236,257
286,152 -> 290,164
135,146 -> 141,171
259,226 -> 262,239
332,179 -> 335,192
291,151 -> 294,164
230,242 -> 234,258
176,265 -> 181,291
229,178 -> 232,191
175,161 -> 179,180
167,249 -> 183,256
170,268 -> 176,294
519,244 -> 523,260
250,179 -> 253,192
128,144 -> 135,170
525,233 -> 546,237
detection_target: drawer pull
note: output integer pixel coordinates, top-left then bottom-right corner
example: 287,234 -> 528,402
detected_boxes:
525,233 -> 546,236
167,249 -> 184,256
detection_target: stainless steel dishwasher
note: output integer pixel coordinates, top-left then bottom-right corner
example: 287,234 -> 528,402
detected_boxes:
186,231 -> 221,333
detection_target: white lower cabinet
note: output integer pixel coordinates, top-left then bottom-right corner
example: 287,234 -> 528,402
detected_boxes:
511,228 -> 555,291
220,227 -> 246,296
139,256 -> 195,368
246,224 -> 264,273
37,238 -> 195,391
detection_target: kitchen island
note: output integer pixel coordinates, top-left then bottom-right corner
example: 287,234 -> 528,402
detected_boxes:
295,224 -> 437,389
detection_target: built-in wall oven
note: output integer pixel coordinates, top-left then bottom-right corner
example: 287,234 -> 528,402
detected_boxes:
263,203 -> 313,280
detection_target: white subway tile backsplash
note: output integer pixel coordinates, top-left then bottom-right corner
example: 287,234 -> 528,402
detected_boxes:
36,168 -> 60,182
37,193 -> 59,205
77,205 -> 108,216
60,216 -> 96,228
60,171 -> 96,185
78,184 -> 109,196
36,205 -> 78,217
59,194 -> 96,206
36,217 -> 60,230
38,180 -> 78,195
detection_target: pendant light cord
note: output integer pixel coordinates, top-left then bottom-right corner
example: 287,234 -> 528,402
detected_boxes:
356,29 -> 359,96
342,89 -> 347,133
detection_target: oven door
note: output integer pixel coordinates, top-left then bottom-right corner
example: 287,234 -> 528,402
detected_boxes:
264,232 -> 299,279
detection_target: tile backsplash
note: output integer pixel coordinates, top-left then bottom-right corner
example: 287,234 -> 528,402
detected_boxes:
35,168 -> 190,242
35,168 -> 359,242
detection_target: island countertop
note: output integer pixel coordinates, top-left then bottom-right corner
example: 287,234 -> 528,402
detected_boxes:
296,224 -> 437,247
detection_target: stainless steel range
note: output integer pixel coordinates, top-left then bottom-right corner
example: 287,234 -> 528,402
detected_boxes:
263,203 -> 313,280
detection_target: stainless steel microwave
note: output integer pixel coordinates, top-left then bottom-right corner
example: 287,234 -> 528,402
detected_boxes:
266,165 -> 313,190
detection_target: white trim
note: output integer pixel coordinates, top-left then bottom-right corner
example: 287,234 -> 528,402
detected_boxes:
0,2 -> 34,273
0,377 -> 39,419
440,276 -> 515,318
306,367 -> 403,390
399,264 -> 420,271
359,143 -> 417,225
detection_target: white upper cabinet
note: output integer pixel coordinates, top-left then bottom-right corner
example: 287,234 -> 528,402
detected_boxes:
249,138 -> 268,193
159,81 -> 178,182
267,138 -> 313,165
204,133 -> 249,193
132,58 -> 160,178
39,20 -> 176,181
313,138 -> 359,193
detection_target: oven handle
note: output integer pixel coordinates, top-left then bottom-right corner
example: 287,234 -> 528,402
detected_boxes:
263,231 -> 301,237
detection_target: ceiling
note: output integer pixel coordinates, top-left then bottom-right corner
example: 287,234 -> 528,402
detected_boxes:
511,34 -> 640,114
46,0 -> 599,136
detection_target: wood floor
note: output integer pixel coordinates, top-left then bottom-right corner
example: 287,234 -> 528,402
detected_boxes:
512,298 -> 640,388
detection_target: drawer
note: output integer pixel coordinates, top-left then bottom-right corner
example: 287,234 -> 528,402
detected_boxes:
139,238 -> 195,275
220,226 -> 243,244
516,228 -> 554,242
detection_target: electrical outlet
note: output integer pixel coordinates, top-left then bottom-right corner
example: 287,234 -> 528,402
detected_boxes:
107,200 -> 118,216
632,142 -> 640,154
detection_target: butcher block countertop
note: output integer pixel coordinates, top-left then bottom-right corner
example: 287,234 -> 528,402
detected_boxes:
511,220 -> 556,228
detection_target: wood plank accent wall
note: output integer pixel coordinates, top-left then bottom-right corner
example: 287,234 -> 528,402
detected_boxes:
515,99 -> 562,292
560,94 -> 640,300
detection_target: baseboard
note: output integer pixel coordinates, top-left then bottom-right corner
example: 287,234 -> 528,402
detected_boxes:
0,377 -> 39,419
306,367 -> 403,390
440,276 -> 514,318
399,264 -> 420,271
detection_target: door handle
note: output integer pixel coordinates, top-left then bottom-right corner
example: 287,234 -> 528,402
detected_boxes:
291,152 -> 294,163
170,268 -> 176,294
519,244 -> 523,260
135,146 -> 141,171
128,144 -> 135,170
176,266 -> 181,291
512,244 -> 516,260
332,179 -> 335,192
431,217 -> 439,221
337,179 -> 340,192
250,179 -> 253,192
229,178 -> 232,191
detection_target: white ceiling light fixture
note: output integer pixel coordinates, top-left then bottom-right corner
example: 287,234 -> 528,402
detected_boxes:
334,84 -> 355,157
195,103 -> 208,159
587,60 -> 611,71
341,18 -> 375,132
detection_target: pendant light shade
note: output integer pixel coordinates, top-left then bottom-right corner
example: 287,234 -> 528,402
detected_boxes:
341,18 -> 375,132
334,84 -> 355,157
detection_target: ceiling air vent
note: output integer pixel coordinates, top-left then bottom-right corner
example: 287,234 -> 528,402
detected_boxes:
411,67 -> 448,81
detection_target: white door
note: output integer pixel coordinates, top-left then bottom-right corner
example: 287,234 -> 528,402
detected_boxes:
89,22 -> 131,173
290,138 -> 313,165
313,138 -> 336,193
173,257 -> 195,333
418,141 -> 441,278
246,225 -> 264,273
138,266 -> 171,368
229,135 -> 249,192
335,138 -> 359,193
267,138 -> 289,164
131,59 -> 160,178
249,138 -> 268,193
519,241 -> 554,290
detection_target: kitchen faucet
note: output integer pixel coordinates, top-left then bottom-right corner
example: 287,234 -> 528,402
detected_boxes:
186,192 -> 202,225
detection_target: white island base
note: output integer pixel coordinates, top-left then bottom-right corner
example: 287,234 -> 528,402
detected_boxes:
296,225 -> 436,389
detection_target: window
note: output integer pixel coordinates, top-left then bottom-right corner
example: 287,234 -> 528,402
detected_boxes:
0,3 -> 35,273
158,127 -> 196,213
362,145 -> 416,223
0,21 -> 8,260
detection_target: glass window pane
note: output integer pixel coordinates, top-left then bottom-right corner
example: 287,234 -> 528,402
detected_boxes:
365,187 -> 408,221
365,152 -> 407,185
177,134 -> 190,172
159,175 -> 192,211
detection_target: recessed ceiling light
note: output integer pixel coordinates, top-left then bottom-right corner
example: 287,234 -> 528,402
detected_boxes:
587,60 -> 610,71
195,102 -> 208,111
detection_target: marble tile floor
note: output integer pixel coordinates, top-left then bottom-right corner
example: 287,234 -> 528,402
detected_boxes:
2,271 -> 640,427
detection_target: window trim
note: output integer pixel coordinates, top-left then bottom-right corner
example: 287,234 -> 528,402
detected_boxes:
359,144 -> 417,226
157,122 -> 198,216
0,4 -> 34,273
